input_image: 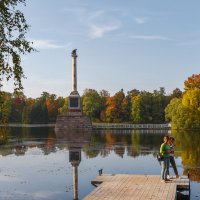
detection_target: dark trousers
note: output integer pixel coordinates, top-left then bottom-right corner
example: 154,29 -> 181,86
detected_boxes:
167,156 -> 178,176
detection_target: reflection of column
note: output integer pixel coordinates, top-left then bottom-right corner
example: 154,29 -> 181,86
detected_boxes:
70,148 -> 81,200
72,164 -> 79,200
56,131 -> 91,200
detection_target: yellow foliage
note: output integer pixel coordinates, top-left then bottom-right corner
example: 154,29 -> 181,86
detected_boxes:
182,88 -> 200,111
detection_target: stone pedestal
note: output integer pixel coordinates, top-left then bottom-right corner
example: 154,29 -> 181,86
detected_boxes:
55,114 -> 92,132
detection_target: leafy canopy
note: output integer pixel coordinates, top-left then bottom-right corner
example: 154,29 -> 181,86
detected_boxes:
184,74 -> 200,91
0,0 -> 35,92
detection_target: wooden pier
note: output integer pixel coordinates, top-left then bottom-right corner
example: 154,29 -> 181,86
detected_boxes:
83,174 -> 190,200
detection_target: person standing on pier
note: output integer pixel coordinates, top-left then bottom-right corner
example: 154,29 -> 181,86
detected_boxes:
160,135 -> 171,182
168,136 -> 179,179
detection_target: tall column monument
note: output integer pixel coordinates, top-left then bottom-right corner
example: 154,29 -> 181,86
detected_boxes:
68,49 -> 81,115
55,49 -> 92,132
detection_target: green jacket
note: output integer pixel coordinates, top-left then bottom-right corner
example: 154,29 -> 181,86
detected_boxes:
160,143 -> 170,157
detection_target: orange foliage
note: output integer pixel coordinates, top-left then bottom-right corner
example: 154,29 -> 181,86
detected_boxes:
184,73 -> 200,90
105,133 -> 116,147
45,98 -> 58,121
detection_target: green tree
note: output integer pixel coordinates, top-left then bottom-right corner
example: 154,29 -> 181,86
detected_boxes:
99,89 -> 110,122
58,97 -> 68,114
165,98 -> 192,129
131,91 -> 153,123
56,96 -> 65,110
30,100 -> 49,124
0,0 -> 35,91
170,88 -> 182,99
0,91 -> 12,124
9,93 -> 25,123
82,89 -> 102,121
131,95 -> 142,123
132,88 -> 169,123
121,95 -> 132,122
152,87 -> 169,123
127,89 -> 140,98
22,98 -> 34,124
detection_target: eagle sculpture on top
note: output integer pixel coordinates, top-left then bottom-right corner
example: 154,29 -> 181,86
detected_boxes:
71,49 -> 77,56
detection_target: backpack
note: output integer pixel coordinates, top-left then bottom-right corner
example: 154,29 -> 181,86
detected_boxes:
156,152 -> 164,162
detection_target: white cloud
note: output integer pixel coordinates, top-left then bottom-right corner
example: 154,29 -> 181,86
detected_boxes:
130,35 -> 170,41
61,7 -> 122,39
134,17 -> 149,24
89,24 -> 120,39
87,10 -> 121,39
31,39 -> 72,50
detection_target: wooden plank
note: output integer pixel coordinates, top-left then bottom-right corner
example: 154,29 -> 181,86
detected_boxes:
83,174 -> 190,200
166,181 -> 177,200
114,175 -> 143,200
144,176 -> 161,200
123,175 -> 145,200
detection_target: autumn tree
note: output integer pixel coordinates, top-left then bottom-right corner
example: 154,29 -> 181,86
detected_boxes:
184,73 -> 200,91
45,93 -> 59,122
0,0 -> 35,91
165,98 -> 191,129
105,96 -> 117,122
105,89 -> 129,122
182,88 -> 200,111
182,88 -> 200,128
99,89 -> 110,122
165,73 -> 200,129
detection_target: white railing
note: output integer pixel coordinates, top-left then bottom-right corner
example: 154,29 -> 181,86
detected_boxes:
92,123 -> 171,130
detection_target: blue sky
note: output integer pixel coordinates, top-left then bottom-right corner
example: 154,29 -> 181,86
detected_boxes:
3,0 -> 200,98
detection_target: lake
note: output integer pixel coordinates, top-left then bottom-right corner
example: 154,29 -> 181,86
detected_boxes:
0,127 -> 199,200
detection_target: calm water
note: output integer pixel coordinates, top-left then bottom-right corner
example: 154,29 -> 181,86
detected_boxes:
0,127 -> 199,200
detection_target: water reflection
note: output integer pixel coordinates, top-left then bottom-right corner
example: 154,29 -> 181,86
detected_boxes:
83,129 -> 166,159
172,130 -> 200,182
1,128 -> 200,183
0,126 -> 9,145
0,127 -> 199,199
55,130 -> 91,200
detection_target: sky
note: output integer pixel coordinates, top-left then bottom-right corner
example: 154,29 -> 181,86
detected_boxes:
2,0 -> 200,98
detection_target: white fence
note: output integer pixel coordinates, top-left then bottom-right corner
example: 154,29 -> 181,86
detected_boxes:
92,123 -> 171,130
